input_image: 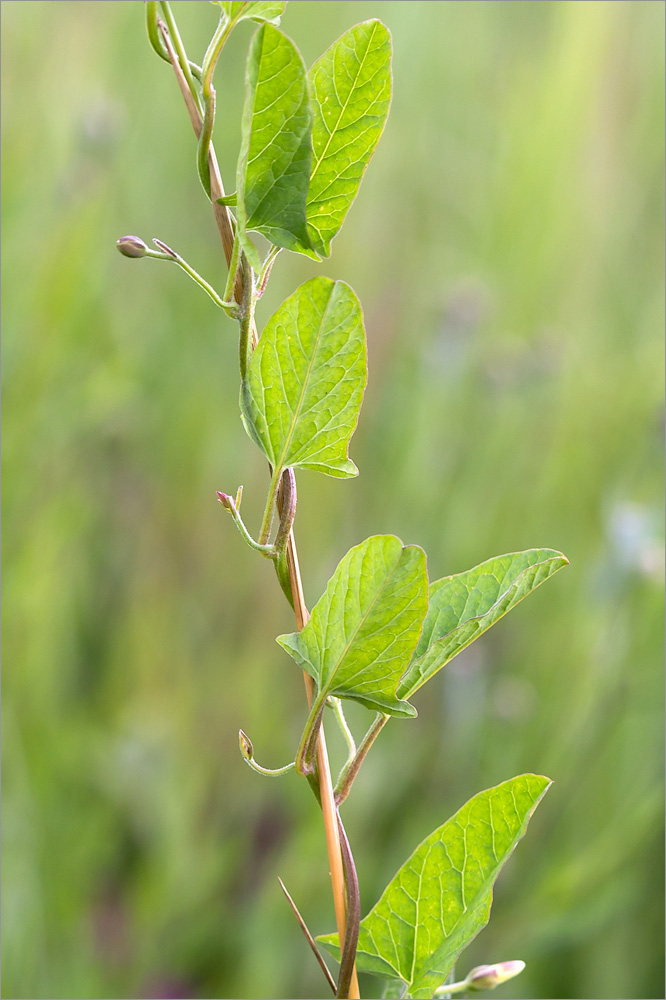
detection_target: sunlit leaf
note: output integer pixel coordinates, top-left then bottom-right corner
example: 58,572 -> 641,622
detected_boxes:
236,24 -> 313,268
306,20 -> 392,257
277,535 -> 427,717
241,276 -> 366,478
216,1 -> 286,27
398,549 -> 568,700
318,774 -> 551,999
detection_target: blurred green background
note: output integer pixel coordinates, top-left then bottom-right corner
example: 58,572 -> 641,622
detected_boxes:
2,2 -> 664,998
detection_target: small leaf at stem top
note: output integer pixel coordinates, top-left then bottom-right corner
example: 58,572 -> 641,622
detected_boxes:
216,1 -> 286,27
240,276 -> 366,478
317,774 -> 551,999
306,20 -> 392,257
398,549 -> 568,700
236,23 -> 314,268
277,535 -> 427,717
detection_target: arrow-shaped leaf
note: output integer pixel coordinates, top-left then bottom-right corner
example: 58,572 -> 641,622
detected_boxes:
217,1 -> 286,26
306,20 -> 392,257
277,535 -> 427,717
398,549 -> 568,700
241,276 -> 366,478
236,23 -> 313,268
318,774 -> 551,999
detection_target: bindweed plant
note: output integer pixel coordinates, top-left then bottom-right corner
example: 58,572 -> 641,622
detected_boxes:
117,4 -> 568,998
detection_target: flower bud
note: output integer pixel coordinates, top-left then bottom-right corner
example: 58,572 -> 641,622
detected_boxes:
467,961 -> 526,991
116,235 -> 149,258
239,730 -> 254,760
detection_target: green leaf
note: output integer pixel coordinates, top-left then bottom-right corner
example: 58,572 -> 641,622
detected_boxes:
236,24 -> 313,269
241,276 -> 366,478
398,549 -> 568,700
306,20 -> 392,257
216,192 -> 237,207
318,774 -> 551,999
277,535 -> 427,717
217,1 -> 286,27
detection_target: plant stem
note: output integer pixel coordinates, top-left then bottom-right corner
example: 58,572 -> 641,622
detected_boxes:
156,16 -> 238,292
157,20 -> 360,996
158,2 -> 202,112
146,1 -> 202,80
287,535 -> 360,997
198,12 -> 234,197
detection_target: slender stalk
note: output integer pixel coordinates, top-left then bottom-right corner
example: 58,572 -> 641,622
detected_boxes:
147,239 -> 238,313
278,877 -> 337,995
156,17 -> 238,291
158,2 -> 202,111
239,731 -> 295,776
198,13 -> 234,197
433,979 -> 468,997
258,245 -> 282,297
201,9 -> 234,84
335,713 -> 389,806
216,491 -> 275,557
329,697 -> 356,769
258,465 -> 283,546
146,1 -> 202,80
156,19 -> 360,997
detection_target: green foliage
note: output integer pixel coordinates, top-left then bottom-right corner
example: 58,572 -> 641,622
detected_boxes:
4,3 -> 663,999
241,276 -> 366,478
318,775 -> 551,999
398,549 -> 569,700
306,20 -> 392,258
236,23 -> 313,267
30,3 -> 568,994
218,1 -> 286,27
277,535 -> 426,718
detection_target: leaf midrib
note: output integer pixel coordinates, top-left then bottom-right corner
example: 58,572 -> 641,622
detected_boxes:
402,556 -> 562,695
320,543 -> 405,697
308,22 -> 379,200
272,282 -> 336,475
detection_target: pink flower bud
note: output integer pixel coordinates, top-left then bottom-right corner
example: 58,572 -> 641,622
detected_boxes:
116,235 -> 149,258
467,961 -> 526,991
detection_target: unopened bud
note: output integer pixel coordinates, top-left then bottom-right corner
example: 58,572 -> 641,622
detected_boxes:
467,961 -> 526,991
239,730 -> 253,760
116,235 -> 149,258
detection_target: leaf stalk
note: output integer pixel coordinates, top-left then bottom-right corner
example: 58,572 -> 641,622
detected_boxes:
238,730 -> 295,776
335,712 -> 389,806
217,492 -> 276,558
144,238 -> 239,314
